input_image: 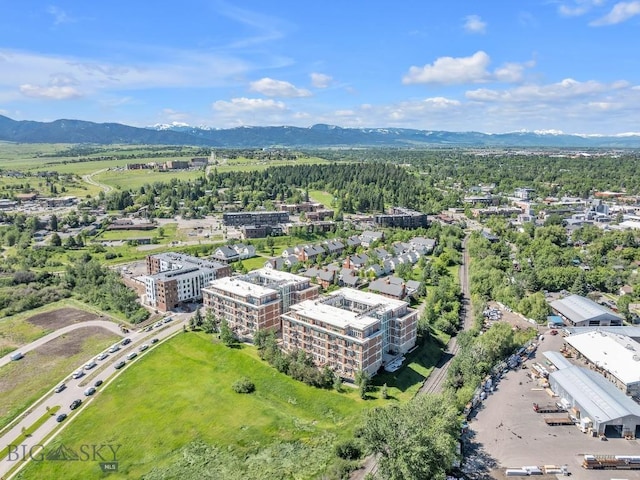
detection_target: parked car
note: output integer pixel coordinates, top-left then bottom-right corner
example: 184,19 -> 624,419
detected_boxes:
54,384 -> 66,393
72,370 -> 84,379
163,317 -> 173,323
84,387 -> 96,396
10,352 -> 24,361
108,344 -> 121,353
121,338 -> 132,346
56,413 -> 67,423
114,361 -> 126,370
94,379 -> 103,388
155,321 -> 163,328
144,326 -> 154,332
126,352 -> 137,361
84,361 -> 97,370
96,352 -> 109,361
139,344 -> 149,352
69,399 -> 82,410
150,338 -> 159,345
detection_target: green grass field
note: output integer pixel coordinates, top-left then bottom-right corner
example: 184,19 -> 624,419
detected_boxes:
308,190 -> 335,207
0,330 -> 118,433
16,333 -> 378,479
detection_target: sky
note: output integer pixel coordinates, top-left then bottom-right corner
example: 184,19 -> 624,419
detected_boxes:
1,1 -> 640,134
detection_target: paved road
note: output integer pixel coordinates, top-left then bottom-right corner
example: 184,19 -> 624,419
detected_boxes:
0,315 -> 189,479
0,321 -> 125,368
81,169 -> 112,193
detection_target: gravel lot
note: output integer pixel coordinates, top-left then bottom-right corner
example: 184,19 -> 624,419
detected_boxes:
464,330 -> 640,480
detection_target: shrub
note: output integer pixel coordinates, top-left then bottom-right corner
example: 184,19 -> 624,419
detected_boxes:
334,440 -> 361,460
232,377 -> 255,394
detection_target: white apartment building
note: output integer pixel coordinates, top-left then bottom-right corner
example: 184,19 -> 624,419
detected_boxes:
281,288 -> 418,381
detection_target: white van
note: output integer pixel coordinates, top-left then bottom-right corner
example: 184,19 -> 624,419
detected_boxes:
10,352 -> 24,361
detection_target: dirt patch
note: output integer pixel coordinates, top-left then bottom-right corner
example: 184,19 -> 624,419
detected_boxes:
487,301 -> 541,332
0,327 -> 118,419
26,307 -> 102,330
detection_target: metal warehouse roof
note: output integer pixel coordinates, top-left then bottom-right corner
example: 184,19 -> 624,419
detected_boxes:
565,326 -> 640,339
543,351 -> 572,370
550,366 -> 640,424
565,330 -> 640,386
549,295 -> 623,324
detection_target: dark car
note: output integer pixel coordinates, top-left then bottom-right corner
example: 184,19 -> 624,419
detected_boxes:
69,399 -> 82,410
150,338 -> 159,345
94,379 -> 103,388
56,413 -> 67,423
114,361 -> 126,370
121,338 -> 132,346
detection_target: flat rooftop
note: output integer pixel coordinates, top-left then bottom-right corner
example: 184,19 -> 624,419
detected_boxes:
204,276 -> 277,299
287,288 -> 409,331
243,268 -> 308,285
565,330 -> 640,386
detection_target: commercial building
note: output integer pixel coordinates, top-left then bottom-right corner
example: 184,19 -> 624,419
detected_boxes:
549,294 -> 623,327
281,288 -> 418,381
143,253 -> 231,312
222,211 -> 289,227
202,268 -> 319,336
549,365 -> 640,438
374,207 -> 428,229
564,329 -> 640,397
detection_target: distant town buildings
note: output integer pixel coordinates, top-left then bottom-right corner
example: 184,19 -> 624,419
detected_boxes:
143,253 -> 231,312
374,207 -> 429,229
223,211 -> 289,227
281,288 -> 418,381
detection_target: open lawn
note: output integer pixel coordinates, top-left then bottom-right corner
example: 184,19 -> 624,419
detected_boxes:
16,332 -> 382,479
94,168 -> 203,191
308,190 -> 335,207
237,255 -> 269,271
0,327 -> 118,432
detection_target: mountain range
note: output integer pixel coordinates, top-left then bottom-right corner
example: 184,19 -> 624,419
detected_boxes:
1,114 -> 639,148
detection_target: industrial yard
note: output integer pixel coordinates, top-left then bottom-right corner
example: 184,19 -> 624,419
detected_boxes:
465,331 -> 640,479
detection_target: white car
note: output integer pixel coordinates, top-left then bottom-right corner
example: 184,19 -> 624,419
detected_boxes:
84,361 -> 97,370
72,370 -> 85,379
96,352 -> 109,361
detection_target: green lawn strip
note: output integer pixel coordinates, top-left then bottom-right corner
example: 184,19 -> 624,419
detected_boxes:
308,190 -> 335,207
0,406 -> 61,460
16,332 -> 379,480
371,333 -> 449,399
0,332 -> 118,433
237,255 -> 269,271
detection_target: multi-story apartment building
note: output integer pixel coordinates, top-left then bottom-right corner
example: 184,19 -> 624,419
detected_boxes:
281,288 -> 418,381
222,211 -> 289,227
374,207 -> 429,229
143,253 -> 231,312
202,268 -> 319,336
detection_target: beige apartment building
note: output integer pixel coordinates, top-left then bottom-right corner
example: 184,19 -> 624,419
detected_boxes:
202,268 -> 319,337
281,288 -> 418,381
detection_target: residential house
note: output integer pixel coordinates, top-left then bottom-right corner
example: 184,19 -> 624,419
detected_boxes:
360,231 -> 384,247
409,237 -> 436,254
343,253 -> 369,271
323,239 -> 345,257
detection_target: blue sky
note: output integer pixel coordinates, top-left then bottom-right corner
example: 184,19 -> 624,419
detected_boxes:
1,0 -> 639,134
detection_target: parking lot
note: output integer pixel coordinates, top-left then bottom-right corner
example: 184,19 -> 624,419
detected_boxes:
465,330 -> 640,479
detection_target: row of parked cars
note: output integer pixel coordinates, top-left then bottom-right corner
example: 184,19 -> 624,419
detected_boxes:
54,331 -> 163,423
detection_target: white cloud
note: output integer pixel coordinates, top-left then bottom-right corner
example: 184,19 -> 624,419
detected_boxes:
47,6 -> 74,25
403,51 -> 532,86
212,97 -> 286,113
558,0 -> 605,16
19,84 -> 82,100
249,77 -> 311,97
590,1 -> 640,25
403,51 -> 491,85
310,73 -> 332,88
463,15 -> 487,34
465,78 -> 612,103
0,48 -> 250,96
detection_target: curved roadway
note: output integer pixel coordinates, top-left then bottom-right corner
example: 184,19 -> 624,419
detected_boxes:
0,321 -> 124,368
81,169 -> 112,193
0,315 -> 189,479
